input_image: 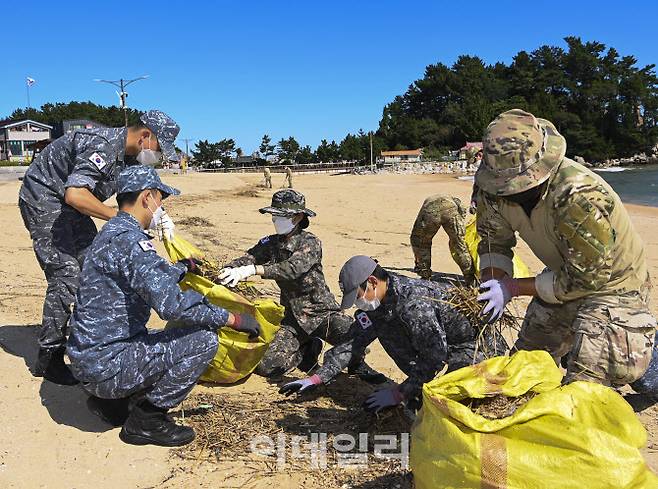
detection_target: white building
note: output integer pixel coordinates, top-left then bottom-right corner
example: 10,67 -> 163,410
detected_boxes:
0,119 -> 52,162
380,149 -> 423,164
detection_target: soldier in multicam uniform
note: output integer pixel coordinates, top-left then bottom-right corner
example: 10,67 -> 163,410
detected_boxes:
218,190 -> 384,383
18,110 -> 179,385
67,165 -> 261,447
410,194 -> 476,283
474,109 -> 656,392
283,166 -> 293,188
280,255 -> 506,411
263,166 -> 272,188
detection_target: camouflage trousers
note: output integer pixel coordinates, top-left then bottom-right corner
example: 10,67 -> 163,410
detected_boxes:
265,176 -> 272,188
255,311 -> 359,377
19,200 -> 97,351
80,327 -> 218,409
630,331 -> 658,395
410,208 -> 473,280
514,292 -> 656,386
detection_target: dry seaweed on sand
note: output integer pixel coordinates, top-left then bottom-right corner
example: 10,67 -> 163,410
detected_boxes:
177,216 -> 215,228
461,392 -> 537,420
173,383 -> 412,488
193,255 -> 278,300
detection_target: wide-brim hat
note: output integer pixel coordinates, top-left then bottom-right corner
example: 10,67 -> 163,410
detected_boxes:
475,109 -> 566,196
259,189 -> 316,217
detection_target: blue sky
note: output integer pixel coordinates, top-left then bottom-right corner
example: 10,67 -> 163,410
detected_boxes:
3,1 -> 657,153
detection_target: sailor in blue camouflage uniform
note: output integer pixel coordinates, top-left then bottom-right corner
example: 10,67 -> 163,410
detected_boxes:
18,110 -> 180,385
67,165 -> 261,447
280,256 -> 507,412
218,190 -> 384,383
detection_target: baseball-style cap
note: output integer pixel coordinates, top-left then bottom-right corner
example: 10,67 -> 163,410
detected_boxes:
338,255 -> 378,309
140,110 -> 180,162
117,165 -> 180,198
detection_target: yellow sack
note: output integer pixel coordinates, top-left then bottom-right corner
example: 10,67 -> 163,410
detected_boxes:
465,217 -> 531,278
411,350 -> 658,489
163,235 -> 283,384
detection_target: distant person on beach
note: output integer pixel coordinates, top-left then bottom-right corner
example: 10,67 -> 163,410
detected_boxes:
474,109 -> 656,395
263,166 -> 272,188
18,110 -> 179,385
410,194 -> 475,284
283,166 -> 293,188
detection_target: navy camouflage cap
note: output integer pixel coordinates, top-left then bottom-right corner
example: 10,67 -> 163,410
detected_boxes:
117,165 -> 180,198
140,110 -> 180,162
259,189 -> 316,217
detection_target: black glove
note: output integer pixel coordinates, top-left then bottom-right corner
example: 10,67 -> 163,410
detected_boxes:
178,257 -> 203,274
230,313 -> 261,339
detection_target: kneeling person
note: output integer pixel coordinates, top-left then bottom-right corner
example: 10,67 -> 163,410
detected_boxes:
67,165 -> 260,447
281,256 -> 506,412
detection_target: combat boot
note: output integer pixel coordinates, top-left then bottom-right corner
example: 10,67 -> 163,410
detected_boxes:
34,347 -> 79,385
119,400 -> 195,447
348,361 -> 387,384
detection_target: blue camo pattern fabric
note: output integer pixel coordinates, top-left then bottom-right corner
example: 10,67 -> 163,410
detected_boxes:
140,110 -> 180,162
317,273 -> 507,401
67,211 -> 229,407
117,164 -> 180,196
18,127 -> 129,352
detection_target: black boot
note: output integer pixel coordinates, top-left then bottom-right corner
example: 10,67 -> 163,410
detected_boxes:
348,361 -> 387,384
87,396 -> 131,427
34,348 -> 79,386
298,337 -> 324,373
119,400 -> 195,447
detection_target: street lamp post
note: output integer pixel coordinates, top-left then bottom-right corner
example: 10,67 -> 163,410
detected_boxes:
93,75 -> 149,127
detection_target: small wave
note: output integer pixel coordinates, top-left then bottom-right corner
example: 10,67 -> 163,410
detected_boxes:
595,167 -> 627,173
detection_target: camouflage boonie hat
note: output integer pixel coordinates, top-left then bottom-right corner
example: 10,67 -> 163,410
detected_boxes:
475,109 -> 566,196
259,189 -> 316,217
117,165 -> 180,199
140,110 -> 180,162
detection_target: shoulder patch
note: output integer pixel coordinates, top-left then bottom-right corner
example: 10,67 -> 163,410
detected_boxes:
356,311 -> 373,329
89,152 -> 107,170
259,236 -> 270,245
138,240 -> 155,252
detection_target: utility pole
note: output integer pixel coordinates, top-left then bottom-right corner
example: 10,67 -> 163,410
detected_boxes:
94,75 -> 149,127
180,138 -> 194,157
370,132 -> 374,172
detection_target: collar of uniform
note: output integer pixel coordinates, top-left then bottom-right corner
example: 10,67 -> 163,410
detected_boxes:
380,273 -> 400,309
116,211 -> 149,235
278,228 -> 304,251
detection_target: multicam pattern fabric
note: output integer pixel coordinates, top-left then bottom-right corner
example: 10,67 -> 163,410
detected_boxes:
410,194 -> 474,280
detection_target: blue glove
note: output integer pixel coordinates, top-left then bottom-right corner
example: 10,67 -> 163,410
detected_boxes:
363,387 -> 403,413
477,279 -> 516,323
279,375 -> 322,397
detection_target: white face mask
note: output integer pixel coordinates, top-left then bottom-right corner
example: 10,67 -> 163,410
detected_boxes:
136,135 -> 162,166
355,283 -> 381,311
147,193 -> 164,230
272,215 -> 296,235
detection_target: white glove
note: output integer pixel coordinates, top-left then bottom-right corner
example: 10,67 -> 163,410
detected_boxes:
151,210 -> 175,241
218,265 -> 256,287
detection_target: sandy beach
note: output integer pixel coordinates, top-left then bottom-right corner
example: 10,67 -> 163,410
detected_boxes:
1,171 -> 656,488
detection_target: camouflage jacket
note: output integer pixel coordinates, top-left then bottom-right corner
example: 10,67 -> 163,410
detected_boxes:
227,230 -> 340,334
477,158 -> 649,304
19,127 -> 128,214
67,212 -> 229,382
317,273 -> 477,400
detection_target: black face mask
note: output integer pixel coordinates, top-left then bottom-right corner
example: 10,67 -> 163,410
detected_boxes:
502,181 -> 548,217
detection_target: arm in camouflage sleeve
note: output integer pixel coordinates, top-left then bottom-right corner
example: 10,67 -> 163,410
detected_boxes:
397,301 -> 449,400
316,318 -> 379,384
476,191 -> 516,277
443,214 -> 475,277
541,186 -> 616,303
226,239 -> 273,268
123,242 -> 230,328
261,235 -> 322,281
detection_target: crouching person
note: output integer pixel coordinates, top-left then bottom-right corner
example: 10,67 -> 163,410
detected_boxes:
280,256 -> 507,412
67,165 -> 260,447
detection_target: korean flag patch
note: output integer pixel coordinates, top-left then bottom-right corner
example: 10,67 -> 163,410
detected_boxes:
89,152 -> 107,170
356,311 -> 372,330
259,236 -> 270,245
138,240 -> 155,252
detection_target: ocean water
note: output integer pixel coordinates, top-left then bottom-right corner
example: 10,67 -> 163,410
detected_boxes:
595,165 -> 658,207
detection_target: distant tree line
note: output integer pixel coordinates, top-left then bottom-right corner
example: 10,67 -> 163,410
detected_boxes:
5,37 -> 657,165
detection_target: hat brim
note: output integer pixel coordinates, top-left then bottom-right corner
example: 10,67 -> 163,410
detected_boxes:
157,182 -> 181,199
340,287 -> 359,310
475,120 -> 566,197
259,206 -> 316,218
158,137 -> 179,162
